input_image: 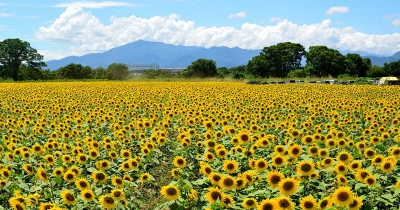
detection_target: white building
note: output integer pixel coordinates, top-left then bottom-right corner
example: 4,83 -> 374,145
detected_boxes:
128,64 -> 159,71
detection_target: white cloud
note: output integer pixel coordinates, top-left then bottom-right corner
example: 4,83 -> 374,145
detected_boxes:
35,7 -> 400,60
325,6 -> 349,15
54,1 -> 137,8
228,11 -> 246,19
269,17 -> 283,23
0,12 -> 13,17
392,18 -> 400,26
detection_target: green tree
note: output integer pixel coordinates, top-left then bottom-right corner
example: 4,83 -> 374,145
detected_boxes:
216,67 -> 229,78
366,65 -> 386,78
92,67 -> 108,79
58,63 -> 92,79
246,55 -> 268,78
382,60 -> 400,76
0,38 -> 46,81
230,65 -> 246,79
18,64 -> 44,80
305,46 -> 346,77
186,58 -> 217,78
107,63 -> 129,80
345,53 -> 371,77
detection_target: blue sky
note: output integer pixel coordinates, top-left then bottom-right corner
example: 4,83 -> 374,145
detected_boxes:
1,0 -> 400,60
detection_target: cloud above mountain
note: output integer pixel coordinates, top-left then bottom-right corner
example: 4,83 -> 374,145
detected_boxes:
35,7 -> 400,60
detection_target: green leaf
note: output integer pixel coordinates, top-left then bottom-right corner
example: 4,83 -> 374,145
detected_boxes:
248,189 -> 268,197
355,183 -> 367,190
381,193 -> 394,200
184,180 -> 193,189
52,177 -> 63,184
87,167 -> 97,173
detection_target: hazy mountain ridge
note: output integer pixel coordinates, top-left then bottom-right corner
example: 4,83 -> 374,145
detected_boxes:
45,40 -> 400,70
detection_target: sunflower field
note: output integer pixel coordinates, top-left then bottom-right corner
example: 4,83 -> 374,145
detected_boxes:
0,82 -> 399,210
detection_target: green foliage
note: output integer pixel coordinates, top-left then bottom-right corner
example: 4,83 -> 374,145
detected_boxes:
230,65 -> 246,79
287,68 -> 311,78
305,46 -> 346,77
107,63 -> 130,80
57,63 -> 93,79
142,69 -> 173,79
0,38 -> 46,81
186,58 -> 217,78
92,67 -> 108,79
216,67 -> 229,78
345,53 -> 371,77
366,65 -> 386,77
382,60 -> 400,76
18,64 -> 44,80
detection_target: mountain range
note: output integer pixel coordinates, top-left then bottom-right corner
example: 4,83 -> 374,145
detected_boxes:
45,40 -> 400,70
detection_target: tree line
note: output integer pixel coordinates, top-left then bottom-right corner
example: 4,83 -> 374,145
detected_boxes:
1,38 -> 400,81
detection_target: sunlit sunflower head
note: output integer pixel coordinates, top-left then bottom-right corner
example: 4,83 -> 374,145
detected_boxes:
276,196 -> 294,210
160,185 -> 180,201
60,190 -> 77,206
208,172 -> 223,185
36,168 -> 48,182
173,156 -> 187,168
274,145 -> 286,155
278,178 -> 299,196
318,197 -> 333,209
75,178 -> 90,191
98,194 -> 117,209
266,171 -> 284,188
300,195 -> 317,210
288,144 -> 302,159
348,160 -> 362,171
333,163 -> 348,175
92,171 -> 108,184
296,160 -> 315,176
205,187 -> 222,204
80,189 -> 95,202
242,198 -> 258,209
380,160 -> 395,173
254,158 -> 268,172
222,159 -> 238,174
219,175 -> 236,190
332,186 -> 354,206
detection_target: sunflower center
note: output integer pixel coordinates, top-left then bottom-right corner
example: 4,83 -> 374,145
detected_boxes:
116,179 -> 122,184
283,181 -> 294,191
338,166 -> 346,171
337,192 -> 349,201
105,197 -> 115,204
339,154 -> 349,161
320,200 -> 328,207
66,174 -> 74,179
271,175 -> 281,184
79,182 -> 88,188
360,172 -> 368,179
236,179 -> 243,186
246,200 -> 254,205
340,177 -> 346,182
66,193 -> 75,201
304,201 -> 314,208
205,167 -> 212,174
96,173 -> 105,180
210,191 -> 221,201
84,193 -> 93,199
258,161 -> 266,168
275,158 -> 283,164
384,163 -> 391,169
177,159 -> 184,165
279,199 -> 290,208
348,200 -> 358,208
223,178 -> 234,186
292,148 -> 300,155
301,163 -> 312,172
213,175 -> 221,182
367,178 -> 374,185
113,191 -> 121,197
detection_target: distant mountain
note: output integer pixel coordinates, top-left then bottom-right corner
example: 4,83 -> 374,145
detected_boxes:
45,40 -> 261,70
45,40 -> 400,70
363,52 -> 400,66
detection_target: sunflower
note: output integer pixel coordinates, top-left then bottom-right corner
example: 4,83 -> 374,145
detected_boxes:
300,195 -> 317,210
80,189 -> 95,202
219,175 -> 236,190
336,175 -> 348,185
271,154 -> 286,167
301,135 -> 314,145
255,158 -> 268,172
274,145 -> 286,155
289,129 -> 301,138
336,151 -> 353,164
288,144 -> 302,159
276,196 -> 294,210
92,171 -> 108,184
371,155 -> 384,165
222,160 -> 239,174
216,148 -> 228,159
380,160 -> 395,173
173,156 -> 187,168
111,189 -> 125,201
221,194 -> 235,207
36,168 -> 48,182
296,160 -> 315,176
348,160 -> 362,171
39,202 -> 57,210
208,172 -> 223,185
205,187 -> 222,203
266,171 -> 284,188
333,163 -> 348,175
364,148 -> 376,159
278,178 -> 299,196
364,175 -> 376,187
236,177 -> 247,190
140,173 -> 151,183
394,180 -> 400,189
111,176 -> 124,188
27,194 -> 39,206
355,169 -> 372,182
60,190 -> 77,206
23,164 -> 34,175
238,132 -> 251,144
63,171 -> 76,183
348,196 -> 363,210
98,195 -> 117,209
160,185 -> 180,201
318,197 -> 333,209
256,199 -> 277,210
242,198 -> 258,209
332,186 -> 354,206
75,178 -> 90,191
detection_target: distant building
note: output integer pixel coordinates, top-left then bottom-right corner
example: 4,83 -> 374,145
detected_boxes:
128,64 -> 159,71
160,68 -> 186,73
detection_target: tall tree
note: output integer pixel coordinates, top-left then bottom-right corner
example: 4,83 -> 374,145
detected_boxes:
186,58 -> 217,78
58,63 -> 93,79
107,63 -> 129,80
305,46 -> 346,77
0,38 -> 46,81
345,53 -> 371,77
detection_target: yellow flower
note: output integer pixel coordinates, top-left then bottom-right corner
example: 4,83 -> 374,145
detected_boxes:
222,159 -> 238,173
242,198 -> 258,209
205,187 -> 222,203
278,178 -> 299,196
300,195 -> 317,210
173,156 -> 187,168
160,185 -> 180,201
60,190 -> 77,206
80,190 -> 95,202
332,186 -> 354,206
219,175 -> 236,190
98,195 -> 117,209
296,160 -> 315,176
